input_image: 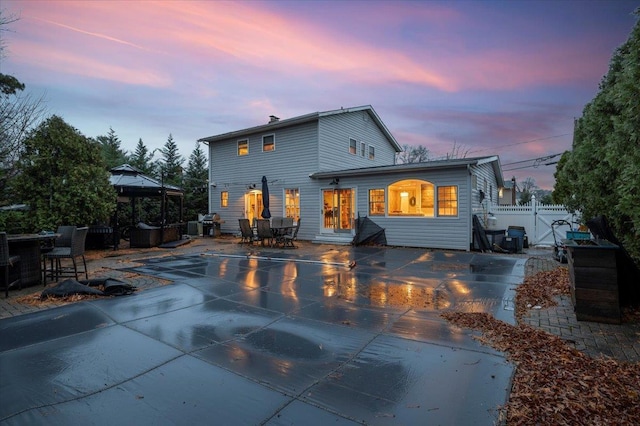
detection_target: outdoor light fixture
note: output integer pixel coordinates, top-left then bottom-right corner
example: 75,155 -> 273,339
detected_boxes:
330,178 -> 340,185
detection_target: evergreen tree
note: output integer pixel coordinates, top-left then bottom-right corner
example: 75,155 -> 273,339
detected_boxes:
96,127 -> 129,170
129,138 -> 154,175
156,134 -> 184,186
183,142 -> 209,220
554,11 -> 640,263
12,115 -> 116,230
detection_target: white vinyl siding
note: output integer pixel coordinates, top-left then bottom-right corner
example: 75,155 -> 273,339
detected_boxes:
318,111 -> 397,171
351,168 -> 470,250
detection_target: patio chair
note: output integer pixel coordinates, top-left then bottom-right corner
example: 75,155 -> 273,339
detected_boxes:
255,219 -> 274,247
281,218 -> 301,248
239,218 -> 257,245
42,227 -> 89,283
0,232 -> 21,298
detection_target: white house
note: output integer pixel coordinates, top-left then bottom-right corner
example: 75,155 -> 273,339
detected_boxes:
198,105 -> 504,251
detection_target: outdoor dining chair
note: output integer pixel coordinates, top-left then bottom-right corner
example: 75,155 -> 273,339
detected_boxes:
238,219 -> 257,245
42,227 -> 89,283
281,218 -> 301,248
0,232 -> 21,298
256,219 -> 274,247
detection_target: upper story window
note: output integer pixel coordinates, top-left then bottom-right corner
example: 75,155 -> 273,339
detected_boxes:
368,146 -> 375,160
263,134 -> 275,152
360,142 -> 366,157
237,139 -> 248,156
349,138 -> 357,155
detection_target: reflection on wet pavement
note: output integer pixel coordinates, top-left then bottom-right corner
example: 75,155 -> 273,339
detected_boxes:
0,247 -> 523,424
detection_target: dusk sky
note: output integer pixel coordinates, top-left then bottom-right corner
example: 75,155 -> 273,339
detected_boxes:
2,1 -> 638,190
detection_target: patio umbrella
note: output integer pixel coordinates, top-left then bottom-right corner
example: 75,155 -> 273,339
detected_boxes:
261,176 -> 271,218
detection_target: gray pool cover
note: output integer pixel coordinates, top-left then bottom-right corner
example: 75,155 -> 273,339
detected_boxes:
0,247 -> 525,425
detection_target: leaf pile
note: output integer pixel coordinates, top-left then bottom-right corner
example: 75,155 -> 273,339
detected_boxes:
442,311 -> 640,425
514,267 -> 570,320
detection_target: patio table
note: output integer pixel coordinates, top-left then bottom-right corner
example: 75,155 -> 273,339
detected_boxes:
8,233 -> 59,287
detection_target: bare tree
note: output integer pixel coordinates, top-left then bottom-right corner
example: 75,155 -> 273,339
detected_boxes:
445,141 -> 471,159
0,10 -> 47,204
396,144 -> 430,164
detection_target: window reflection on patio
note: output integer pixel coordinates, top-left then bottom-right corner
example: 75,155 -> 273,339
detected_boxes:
323,275 -> 452,310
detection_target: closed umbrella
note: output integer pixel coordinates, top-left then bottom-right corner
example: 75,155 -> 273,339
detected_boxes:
261,176 -> 271,218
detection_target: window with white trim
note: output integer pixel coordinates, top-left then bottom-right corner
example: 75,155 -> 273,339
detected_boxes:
388,179 -> 434,217
237,139 -> 248,156
262,134 -> 275,152
437,186 -> 458,216
369,189 -> 385,215
368,146 -> 375,160
221,191 -> 228,207
360,142 -> 366,157
284,188 -> 300,219
349,138 -> 357,154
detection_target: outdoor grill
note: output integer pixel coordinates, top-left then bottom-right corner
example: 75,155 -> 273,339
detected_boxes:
201,213 -> 223,237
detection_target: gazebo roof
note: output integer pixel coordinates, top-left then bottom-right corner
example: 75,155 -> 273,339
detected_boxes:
110,164 -> 183,197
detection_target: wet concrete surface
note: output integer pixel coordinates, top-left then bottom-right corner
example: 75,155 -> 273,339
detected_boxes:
0,245 -> 525,425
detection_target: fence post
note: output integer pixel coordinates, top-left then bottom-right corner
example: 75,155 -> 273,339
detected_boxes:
531,194 -> 537,244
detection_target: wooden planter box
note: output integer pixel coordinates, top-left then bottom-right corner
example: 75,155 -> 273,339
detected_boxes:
564,239 -> 620,324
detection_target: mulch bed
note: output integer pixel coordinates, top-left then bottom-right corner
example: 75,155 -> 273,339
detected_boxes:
442,267 -> 640,425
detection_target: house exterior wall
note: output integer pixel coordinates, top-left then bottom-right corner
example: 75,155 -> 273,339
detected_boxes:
318,110 -> 397,171
203,107 -> 502,251
334,167 -> 471,250
206,110 -> 398,241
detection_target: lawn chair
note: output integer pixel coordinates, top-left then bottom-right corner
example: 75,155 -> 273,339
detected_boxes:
238,219 -> 256,245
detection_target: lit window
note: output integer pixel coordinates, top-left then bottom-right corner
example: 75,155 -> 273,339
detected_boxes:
263,134 -> 275,152
360,142 -> 366,157
368,146 -> 375,160
388,179 -> 434,216
369,189 -> 385,215
284,188 -> 300,219
438,186 -> 458,216
349,138 -> 357,154
221,191 -> 228,207
237,140 -> 248,156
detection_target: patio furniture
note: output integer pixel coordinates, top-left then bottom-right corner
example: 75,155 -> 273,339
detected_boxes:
1,232 -> 21,298
43,227 -> 89,283
129,222 -> 181,248
239,219 -> 256,245
8,233 -> 58,288
281,219 -> 301,248
256,219 -> 274,247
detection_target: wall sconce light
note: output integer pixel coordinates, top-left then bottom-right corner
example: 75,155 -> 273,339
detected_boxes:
330,178 -> 340,185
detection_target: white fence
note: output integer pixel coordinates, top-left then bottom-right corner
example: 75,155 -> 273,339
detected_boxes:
488,196 -> 579,246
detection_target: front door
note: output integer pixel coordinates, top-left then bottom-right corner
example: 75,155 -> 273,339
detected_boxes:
322,188 -> 354,233
245,190 -> 263,224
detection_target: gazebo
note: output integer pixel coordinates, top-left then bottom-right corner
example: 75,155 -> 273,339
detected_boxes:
110,164 -> 184,248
